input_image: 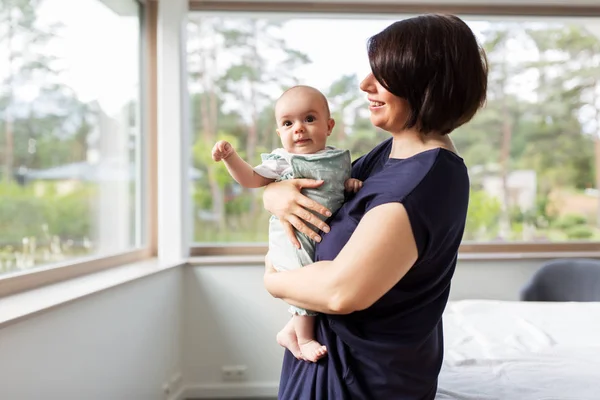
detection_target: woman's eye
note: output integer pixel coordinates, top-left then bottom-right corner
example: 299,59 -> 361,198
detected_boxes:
306,115 -> 315,123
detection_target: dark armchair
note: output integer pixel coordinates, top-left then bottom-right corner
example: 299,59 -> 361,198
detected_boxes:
520,258 -> 600,302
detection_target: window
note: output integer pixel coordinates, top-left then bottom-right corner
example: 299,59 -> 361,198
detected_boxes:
187,12 -> 600,252
0,0 -> 144,277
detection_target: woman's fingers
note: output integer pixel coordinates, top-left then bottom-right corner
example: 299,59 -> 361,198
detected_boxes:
286,214 -> 322,243
262,178 -> 332,246
288,180 -> 331,232
293,178 -> 325,189
296,194 -> 332,219
281,220 -> 301,249
293,203 -> 330,234
294,192 -> 332,220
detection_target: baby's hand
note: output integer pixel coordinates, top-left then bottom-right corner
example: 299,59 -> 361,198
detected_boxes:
344,178 -> 363,193
212,140 -> 235,162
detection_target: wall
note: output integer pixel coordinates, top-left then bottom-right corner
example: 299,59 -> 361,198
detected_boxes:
181,258 -> 545,398
0,268 -> 183,400
182,266 -> 287,398
0,258 -> 552,400
450,258 -> 542,300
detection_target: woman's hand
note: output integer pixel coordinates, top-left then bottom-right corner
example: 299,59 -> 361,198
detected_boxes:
263,179 -> 332,248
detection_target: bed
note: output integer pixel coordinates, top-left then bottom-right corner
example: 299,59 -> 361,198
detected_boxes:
437,300 -> 600,400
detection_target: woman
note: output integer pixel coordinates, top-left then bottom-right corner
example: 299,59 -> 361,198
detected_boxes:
263,14 -> 488,399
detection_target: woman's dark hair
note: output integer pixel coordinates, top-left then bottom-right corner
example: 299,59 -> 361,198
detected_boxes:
367,14 -> 488,135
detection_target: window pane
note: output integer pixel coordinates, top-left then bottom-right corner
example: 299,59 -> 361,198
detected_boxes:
0,0 -> 143,276
188,13 -> 600,244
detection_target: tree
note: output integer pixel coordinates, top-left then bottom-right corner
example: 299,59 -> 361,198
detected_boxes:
527,25 -> 600,225
217,19 -> 310,165
187,15 -> 311,237
479,25 -> 532,238
0,0 -> 63,181
188,16 -> 229,233
326,74 -> 363,144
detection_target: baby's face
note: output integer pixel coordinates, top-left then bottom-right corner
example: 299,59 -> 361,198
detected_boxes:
275,88 -> 334,154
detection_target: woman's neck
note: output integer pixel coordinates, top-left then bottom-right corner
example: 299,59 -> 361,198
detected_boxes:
389,129 -> 457,159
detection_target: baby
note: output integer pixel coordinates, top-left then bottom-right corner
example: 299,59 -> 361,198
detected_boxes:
211,85 -> 362,362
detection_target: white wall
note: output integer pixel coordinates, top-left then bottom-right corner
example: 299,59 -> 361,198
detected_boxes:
180,258 -> 545,397
451,258 -> 542,300
0,268 -> 183,400
182,266 -> 287,398
0,258 -> 550,399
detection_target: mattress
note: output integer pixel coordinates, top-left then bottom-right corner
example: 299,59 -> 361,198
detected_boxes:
437,300 -> 600,400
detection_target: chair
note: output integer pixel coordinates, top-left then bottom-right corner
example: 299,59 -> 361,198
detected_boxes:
520,258 -> 600,302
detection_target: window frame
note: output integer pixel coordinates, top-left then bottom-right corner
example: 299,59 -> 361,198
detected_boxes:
4,1 -> 598,294
188,0 -> 600,260
0,0 -> 159,297
189,0 -> 600,17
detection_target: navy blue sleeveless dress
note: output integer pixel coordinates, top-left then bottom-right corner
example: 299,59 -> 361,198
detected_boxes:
278,138 -> 470,399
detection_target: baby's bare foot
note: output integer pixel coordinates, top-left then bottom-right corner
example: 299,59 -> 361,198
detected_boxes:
277,328 -> 304,360
299,339 -> 327,362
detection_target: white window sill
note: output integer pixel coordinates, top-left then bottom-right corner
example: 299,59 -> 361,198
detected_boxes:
0,258 -> 185,329
187,255 -> 267,266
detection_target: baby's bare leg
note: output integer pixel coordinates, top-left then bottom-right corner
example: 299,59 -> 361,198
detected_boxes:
295,315 -> 327,362
276,317 -> 304,360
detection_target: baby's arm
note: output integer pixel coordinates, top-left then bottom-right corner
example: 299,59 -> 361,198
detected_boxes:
211,140 -> 274,188
344,178 -> 363,193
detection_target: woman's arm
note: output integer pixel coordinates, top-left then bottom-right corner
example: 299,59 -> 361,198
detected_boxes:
264,202 -> 419,314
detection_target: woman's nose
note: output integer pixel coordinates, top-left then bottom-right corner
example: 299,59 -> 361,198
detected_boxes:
360,73 -> 375,93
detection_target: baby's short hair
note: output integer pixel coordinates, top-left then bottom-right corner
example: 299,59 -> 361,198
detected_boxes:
276,85 -> 331,117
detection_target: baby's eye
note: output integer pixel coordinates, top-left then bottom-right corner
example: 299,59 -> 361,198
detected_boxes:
282,120 -> 292,127
305,115 -> 315,123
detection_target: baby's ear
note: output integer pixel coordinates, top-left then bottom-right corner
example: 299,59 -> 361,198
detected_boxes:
275,129 -> 281,137
327,118 -> 335,135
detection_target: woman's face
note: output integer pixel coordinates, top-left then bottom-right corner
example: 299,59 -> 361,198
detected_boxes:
359,73 -> 410,133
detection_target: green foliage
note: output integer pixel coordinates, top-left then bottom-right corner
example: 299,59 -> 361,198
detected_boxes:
552,214 -> 588,230
0,183 -> 47,242
6,13 -> 600,248
566,225 -> 594,240
0,2 -> 139,270
465,190 -> 502,240
0,182 -> 94,244
185,19 -> 600,243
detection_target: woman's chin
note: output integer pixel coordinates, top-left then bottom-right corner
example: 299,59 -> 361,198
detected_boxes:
369,116 -> 386,130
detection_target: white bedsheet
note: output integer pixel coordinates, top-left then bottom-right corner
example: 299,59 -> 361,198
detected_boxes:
437,300 -> 600,400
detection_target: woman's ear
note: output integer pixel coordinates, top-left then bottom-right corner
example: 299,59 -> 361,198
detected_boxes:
327,118 -> 335,135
